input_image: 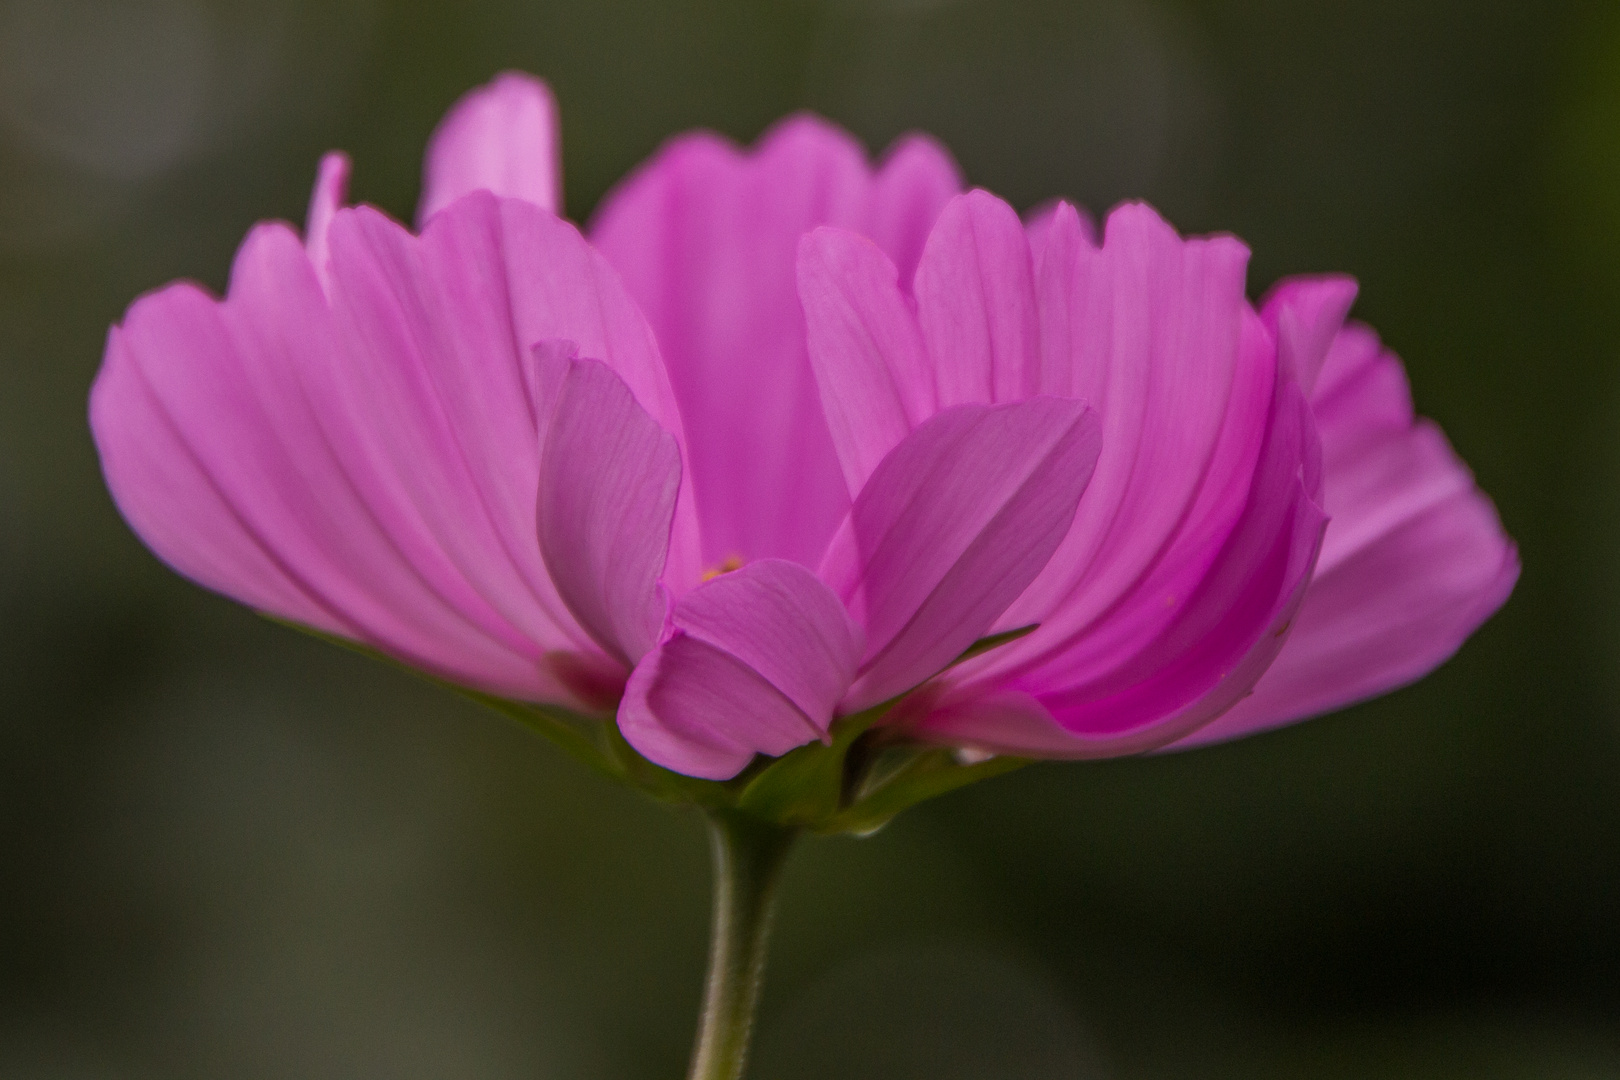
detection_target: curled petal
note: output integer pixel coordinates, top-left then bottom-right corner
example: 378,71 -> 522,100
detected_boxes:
304,151 -> 350,288
618,560 -> 863,779
1169,320 -> 1518,748
924,353 -> 1328,755
418,71 -> 561,225
1262,274 -> 1359,395
537,352 -> 682,667
959,206 -> 1287,688
822,398 -> 1102,710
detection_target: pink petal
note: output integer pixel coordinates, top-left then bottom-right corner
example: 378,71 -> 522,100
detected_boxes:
1025,198 -> 1096,267
821,398 -> 1103,711
986,203 -> 1275,678
537,352 -> 683,667
618,559 -> 863,780
923,344 -> 1327,754
329,193 -> 701,612
91,221 -> 584,703
797,226 -> 935,494
1169,320 -> 1518,748
1261,274 -> 1359,395
91,192 -> 693,710
589,115 -> 962,568
914,190 -> 1042,407
417,71 -> 561,226
304,151 -> 350,288
903,203 -> 1335,754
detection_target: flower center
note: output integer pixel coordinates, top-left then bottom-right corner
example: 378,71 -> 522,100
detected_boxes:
700,554 -> 745,582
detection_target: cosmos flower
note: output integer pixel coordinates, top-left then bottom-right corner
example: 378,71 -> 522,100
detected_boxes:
89,72 -> 1516,783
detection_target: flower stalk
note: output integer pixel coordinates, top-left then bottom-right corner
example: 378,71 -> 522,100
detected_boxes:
687,811 -> 797,1080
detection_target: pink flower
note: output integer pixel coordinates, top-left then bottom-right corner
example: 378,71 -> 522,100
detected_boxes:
89,72 -> 1516,784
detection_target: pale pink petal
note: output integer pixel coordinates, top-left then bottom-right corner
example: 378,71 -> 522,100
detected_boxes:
618,559 -> 863,779
1169,321 -> 1518,748
589,115 -> 962,568
797,226 -> 934,494
417,71 -> 561,226
821,398 -> 1102,711
914,190 -> 1042,407
537,353 -> 682,667
304,151 -> 350,288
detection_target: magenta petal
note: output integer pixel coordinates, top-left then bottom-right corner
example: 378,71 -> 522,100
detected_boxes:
823,398 -> 1102,711
1016,360 -> 1327,751
1170,321 -> 1518,748
914,190 -> 1042,407
417,71 -> 561,226
984,203 -> 1271,679
618,560 -> 863,780
798,226 -> 935,494
589,115 -> 962,568
1261,275 -> 1359,395
537,353 -> 683,667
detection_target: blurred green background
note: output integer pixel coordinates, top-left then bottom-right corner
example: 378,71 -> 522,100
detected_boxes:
2,0 -> 1617,1076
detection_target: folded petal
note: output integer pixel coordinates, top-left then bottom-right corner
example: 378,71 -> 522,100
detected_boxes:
925,342 -> 1327,755
1170,320 -> 1518,748
537,353 -> 683,667
914,190 -> 1042,407
417,71 -> 561,225
304,151 -> 350,288
907,204 -> 1340,754
821,398 -> 1102,711
618,560 -> 863,779
1261,274 -> 1359,395
798,227 -> 934,494
589,115 -> 962,568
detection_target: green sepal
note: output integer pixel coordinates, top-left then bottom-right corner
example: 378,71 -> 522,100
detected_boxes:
733,704 -> 889,826
266,614 -> 1037,834
819,746 -> 1029,835
948,623 -> 1038,666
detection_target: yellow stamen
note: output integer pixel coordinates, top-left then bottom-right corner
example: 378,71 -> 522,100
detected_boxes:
700,554 -> 745,582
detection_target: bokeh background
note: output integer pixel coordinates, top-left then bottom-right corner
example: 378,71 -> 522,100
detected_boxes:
2,0 -> 1618,1076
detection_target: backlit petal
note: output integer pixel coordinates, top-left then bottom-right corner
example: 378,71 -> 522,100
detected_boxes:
418,71 -> 561,225
590,115 -> 962,567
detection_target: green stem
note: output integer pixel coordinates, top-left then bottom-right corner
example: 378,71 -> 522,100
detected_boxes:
686,811 -> 797,1080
